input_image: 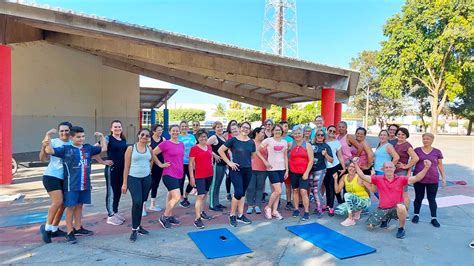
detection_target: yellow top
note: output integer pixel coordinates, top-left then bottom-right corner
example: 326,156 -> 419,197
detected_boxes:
344,174 -> 369,199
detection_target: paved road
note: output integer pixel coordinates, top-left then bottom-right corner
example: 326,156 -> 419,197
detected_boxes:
1,135 -> 473,265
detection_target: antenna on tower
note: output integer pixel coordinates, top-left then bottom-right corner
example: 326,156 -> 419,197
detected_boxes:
261,0 -> 298,58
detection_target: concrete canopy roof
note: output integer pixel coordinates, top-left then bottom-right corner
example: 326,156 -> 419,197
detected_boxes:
140,87 -> 177,109
0,1 -> 360,108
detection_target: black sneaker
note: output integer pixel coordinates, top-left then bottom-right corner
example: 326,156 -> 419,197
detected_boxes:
285,202 -> 294,211
40,225 -> 52,244
411,215 -> 419,224
431,219 -> 440,228
302,212 -> 310,221
51,228 -> 67,238
159,215 -> 171,229
396,227 -> 406,239
217,204 -> 227,209
138,226 -> 149,235
237,215 -> 252,224
130,230 -> 137,242
179,199 -> 191,208
226,194 -> 232,201
299,202 -> 303,208
168,216 -> 181,225
194,218 -> 205,229
209,206 -> 223,212
74,227 -> 94,236
262,192 -> 268,202
201,211 -> 212,220
66,232 -> 77,244
229,215 -> 237,227
381,218 -> 391,228
292,210 -> 300,218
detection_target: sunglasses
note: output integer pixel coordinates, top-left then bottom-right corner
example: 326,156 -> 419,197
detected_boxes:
140,133 -> 150,138
59,130 -> 70,132
192,124 -> 199,126
241,126 -> 251,130
316,134 -> 325,137
328,130 -> 336,133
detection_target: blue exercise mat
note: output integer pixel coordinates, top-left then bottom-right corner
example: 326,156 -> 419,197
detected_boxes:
188,228 -> 252,259
0,212 -> 48,227
286,222 -> 376,259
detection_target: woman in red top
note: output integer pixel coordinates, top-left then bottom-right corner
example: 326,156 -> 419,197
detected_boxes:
189,129 -> 214,229
288,126 -> 314,221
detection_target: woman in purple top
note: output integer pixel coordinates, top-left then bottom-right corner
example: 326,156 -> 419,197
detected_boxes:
393,127 -> 419,214
412,133 -> 446,228
153,125 -> 183,229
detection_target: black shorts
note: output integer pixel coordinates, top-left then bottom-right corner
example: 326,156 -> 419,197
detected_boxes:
195,177 -> 212,195
162,175 -> 181,191
290,172 -> 309,189
268,170 -> 285,184
42,175 -> 64,192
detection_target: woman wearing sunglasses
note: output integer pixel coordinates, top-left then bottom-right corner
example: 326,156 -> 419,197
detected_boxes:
310,129 -> 333,216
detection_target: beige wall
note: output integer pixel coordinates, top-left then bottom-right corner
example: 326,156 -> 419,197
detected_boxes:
11,41 -> 139,153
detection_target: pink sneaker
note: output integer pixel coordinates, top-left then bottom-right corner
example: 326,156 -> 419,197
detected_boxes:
353,211 -> 362,220
114,213 -> 126,222
341,218 -> 356,227
264,206 -> 272,219
106,215 -> 123,225
272,211 -> 284,220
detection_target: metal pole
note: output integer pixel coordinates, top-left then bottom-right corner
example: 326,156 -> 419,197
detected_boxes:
365,85 -> 370,128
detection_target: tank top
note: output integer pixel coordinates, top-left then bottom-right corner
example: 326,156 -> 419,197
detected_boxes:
106,135 -> 127,168
212,134 -> 228,166
151,136 -> 165,162
129,144 -> 151,178
338,134 -> 352,162
350,144 -> 368,168
289,141 -> 309,174
344,174 -> 369,198
374,143 -> 392,172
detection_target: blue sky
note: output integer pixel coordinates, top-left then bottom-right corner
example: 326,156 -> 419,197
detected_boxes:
34,0 -> 405,106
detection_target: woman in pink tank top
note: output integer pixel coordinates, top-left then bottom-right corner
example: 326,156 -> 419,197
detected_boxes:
337,121 -> 362,164
350,127 -> 374,174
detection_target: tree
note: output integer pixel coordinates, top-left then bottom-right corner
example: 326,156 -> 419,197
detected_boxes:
378,0 -> 473,133
228,100 -> 242,110
350,50 -> 405,128
450,77 -> 474,135
169,108 -> 206,122
214,103 -> 226,116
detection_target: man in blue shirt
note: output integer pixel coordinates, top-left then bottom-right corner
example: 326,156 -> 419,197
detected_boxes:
45,126 -> 107,244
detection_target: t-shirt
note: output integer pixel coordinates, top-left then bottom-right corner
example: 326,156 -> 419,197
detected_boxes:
414,147 -> 443,184
44,138 -> 72,179
261,138 -> 288,171
312,142 -> 332,171
106,135 -> 127,168
224,137 -> 256,168
283,135 -> 293,145
371,175 -> 409,208
53,144 -> 102,191
252,140 -> 267,171
158,140 -> 184,179
178,134 -> 196,165
326,140 -> 341,168
394,141 -> 413,172
189,145 -> 213,178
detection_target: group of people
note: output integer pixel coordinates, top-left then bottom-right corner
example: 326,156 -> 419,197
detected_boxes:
39,115 -> 447,244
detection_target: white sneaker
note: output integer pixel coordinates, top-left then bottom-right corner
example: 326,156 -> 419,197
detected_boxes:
149,204 -> 162,211
142,209 -> 148,217
106,215 -> 123,225
114,213 -> 126,222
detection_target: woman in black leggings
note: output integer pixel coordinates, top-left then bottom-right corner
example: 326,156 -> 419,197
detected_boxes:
412,133 -> 446,228
147,124 -> 166,212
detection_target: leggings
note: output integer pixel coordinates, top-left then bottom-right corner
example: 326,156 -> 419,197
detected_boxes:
335,193 -> 371,215
413,182 -> 439,217
226,172 -> 231,194
105,165 -> 124,216
149,164 -> 163,198
246,170 -> 267,206
179,164 -> 193,196
209,164 -> 227,208
229,167 -> 252,200
309,169 -> 326,209
323,164 -> 344,208
128,175 -> 152,229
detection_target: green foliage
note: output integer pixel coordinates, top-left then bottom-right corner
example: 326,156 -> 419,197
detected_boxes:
226,109 -> 260,122
228,100 -> 242,110
169,108 -> 205,122
378,0 -> 473,132
214,103 -> 226,116
448,121 -> 458,127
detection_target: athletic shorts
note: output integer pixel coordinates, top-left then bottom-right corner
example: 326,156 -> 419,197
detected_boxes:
64,190 -> 91,207
268,170 -> 285,184
366,204 -> 406,226
42,175 -> 64,192
162,175 -> 181,191
195,177 -> 212,195
290,172 -> 309,189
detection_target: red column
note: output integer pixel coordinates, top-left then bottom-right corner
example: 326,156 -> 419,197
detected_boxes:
321,88 -> 335,127
334,102 -> 342,127
261,108 -> 267,124
281,107 -> 287,122
139,110 -> 143,129
0,45 -> 12,184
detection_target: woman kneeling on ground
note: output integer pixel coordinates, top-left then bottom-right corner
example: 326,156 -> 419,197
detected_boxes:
334,161 -> 372,226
